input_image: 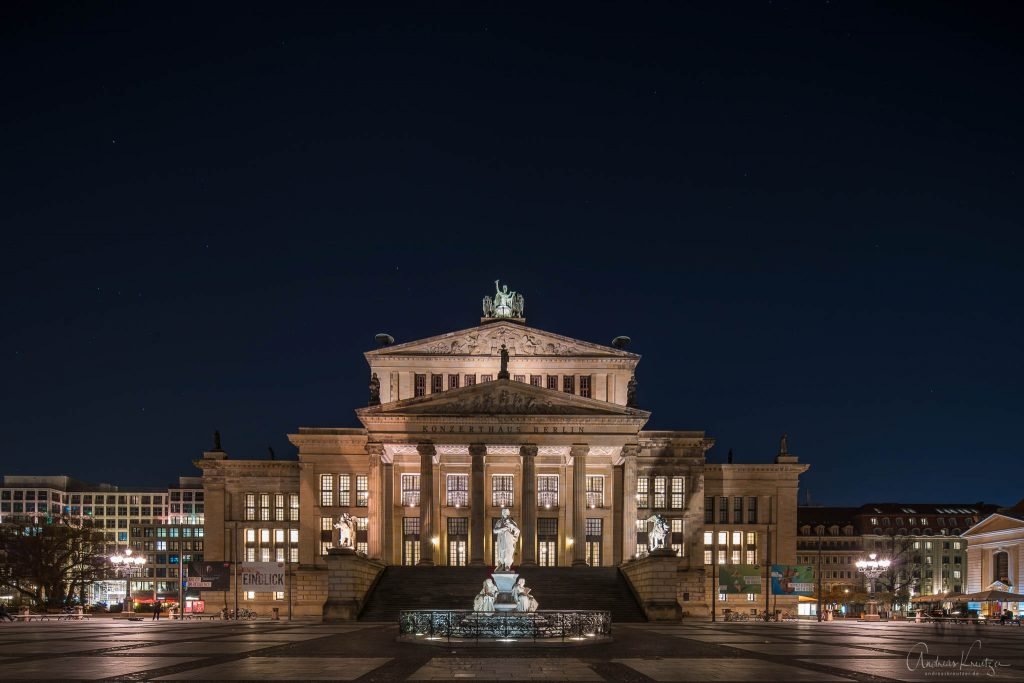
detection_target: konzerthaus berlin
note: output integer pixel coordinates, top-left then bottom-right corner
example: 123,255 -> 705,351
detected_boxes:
197,284 -> 808,619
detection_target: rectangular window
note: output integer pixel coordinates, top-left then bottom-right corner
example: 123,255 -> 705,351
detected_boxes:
274,494 -> 285,521
653,476 -> 666,508
321,517 -> 333,532
447,517 -> 468,535
547,375 -> 558,391
414,374 -> 426,397
431,374 -> 443,394
464,374 -> 476,386
704,496 -> 714,523
747,497 -> 758,524
579,375 -> 591,398
670,477 -> 684,509
513,374 -> 525,383
401,474 -> 421,507
356,476 -> 369,506
338,475 -> 351,507
586,475 -> 604,509
731,549 -> 741,564
447,474 -> 469,507
320,475 -> 333,507
733,496 -> 743,524
530,375 -> 542,387
290,547 -> 299,563
719,497 -> 729,524
718,549 -> 727,564
260,493 -> 271,521
538,475 -> 558,508
244,493 -> 256,521
448,374 -> 460,390
563,375 -> 575,394
492,475 -> 514,508
704,549 -> 713,565
637,477 -> 650,509
289,494 -> 299,521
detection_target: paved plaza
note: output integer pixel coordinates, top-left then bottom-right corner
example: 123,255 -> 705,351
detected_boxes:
0,618 -> 1022,681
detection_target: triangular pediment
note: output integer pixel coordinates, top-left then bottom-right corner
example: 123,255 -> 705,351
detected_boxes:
357,379 -> 650,418
364,322 -> 638,359
963,513 -> 1024,538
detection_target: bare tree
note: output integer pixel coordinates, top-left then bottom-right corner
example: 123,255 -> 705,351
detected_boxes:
0,519 -> 107,607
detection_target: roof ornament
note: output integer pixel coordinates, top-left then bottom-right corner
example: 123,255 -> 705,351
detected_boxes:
626,374 -> 638,408
498,344 -> 510,380
212,430 -> 223,452
483,280 -> 524,319
368,372 -> 381,406
779,433 -> 789,455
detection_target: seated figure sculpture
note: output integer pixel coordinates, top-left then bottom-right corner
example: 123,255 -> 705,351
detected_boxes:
513,578 -> 539,613
473,578 -> 498,612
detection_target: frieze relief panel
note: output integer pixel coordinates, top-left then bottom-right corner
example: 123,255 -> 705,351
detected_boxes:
400,387 -> 612,416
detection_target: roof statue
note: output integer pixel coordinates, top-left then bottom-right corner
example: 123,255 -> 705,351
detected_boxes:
368,372 -> 381,406
779,433 -> 789,455
483,280 -> 524,319
212,430 -> 223,451
626,374 -> 638,408
497,344 -> 510,380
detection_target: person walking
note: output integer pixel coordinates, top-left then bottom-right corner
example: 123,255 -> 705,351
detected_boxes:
152,600 -> 161,621
0,604 -> 14,622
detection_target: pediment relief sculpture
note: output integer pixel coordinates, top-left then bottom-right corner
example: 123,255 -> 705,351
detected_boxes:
403,387 -> 610,415
371,324 -> 634,358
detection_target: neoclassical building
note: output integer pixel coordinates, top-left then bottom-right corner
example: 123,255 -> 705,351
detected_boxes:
198,286 -> 808,618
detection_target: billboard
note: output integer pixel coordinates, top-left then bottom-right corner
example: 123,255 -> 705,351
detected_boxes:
187,561 -> 232,590
240,562 -> 286,590
770,565 -> 815,596
718,565 -> 762,594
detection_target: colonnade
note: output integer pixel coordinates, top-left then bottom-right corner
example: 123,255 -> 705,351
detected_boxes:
362,441 -> 640,567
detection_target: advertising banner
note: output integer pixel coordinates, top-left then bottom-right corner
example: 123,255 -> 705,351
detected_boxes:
240,562 -> 286,590
770,565 -> 815,596
718,565 -> 762,594
186,561 -> 231,590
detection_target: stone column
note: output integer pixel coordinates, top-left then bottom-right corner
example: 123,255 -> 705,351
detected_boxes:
383,460 -> 394,564
366,443 -> 384,560
520,444 -> 538,566
417,443 -> 436,565
621,444 -> 639,563
571,444 -> 590,566
469,444 -> 486,566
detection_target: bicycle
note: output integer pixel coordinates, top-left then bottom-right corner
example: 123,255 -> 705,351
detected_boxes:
236,608 -> 257,620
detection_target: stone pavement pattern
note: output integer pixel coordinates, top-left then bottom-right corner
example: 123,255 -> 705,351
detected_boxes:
0,618 -> 1022,681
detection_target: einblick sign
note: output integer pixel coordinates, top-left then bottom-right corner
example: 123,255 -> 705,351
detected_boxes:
240,562 -> 286,588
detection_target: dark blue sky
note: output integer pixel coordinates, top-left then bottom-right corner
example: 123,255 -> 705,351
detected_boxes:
2,2 -> 1021,506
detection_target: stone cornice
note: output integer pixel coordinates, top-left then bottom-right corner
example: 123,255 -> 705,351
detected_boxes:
193,459 -> 300,473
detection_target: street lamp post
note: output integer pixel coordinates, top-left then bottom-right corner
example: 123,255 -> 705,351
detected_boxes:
110,548 -> 146,616
855,552 -> 890,622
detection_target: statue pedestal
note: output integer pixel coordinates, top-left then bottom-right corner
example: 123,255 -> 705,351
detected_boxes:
491,572 -> 519,612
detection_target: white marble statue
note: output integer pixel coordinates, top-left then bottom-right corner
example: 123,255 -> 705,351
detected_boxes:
493,507 -> 521,571
513,578 -> 538,612
334,512 -> 356,549
646,514 -> 670,550
473,578 -> 498,612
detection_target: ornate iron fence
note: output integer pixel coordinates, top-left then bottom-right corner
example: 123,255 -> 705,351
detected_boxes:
398,610 -> 611,642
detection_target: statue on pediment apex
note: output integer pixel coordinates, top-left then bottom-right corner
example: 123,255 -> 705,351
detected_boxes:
483,280 -> 523,319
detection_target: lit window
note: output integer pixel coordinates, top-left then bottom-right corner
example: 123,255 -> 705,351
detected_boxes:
338,475 -> 351,507
585,475 -> 604,508
703,530 -> 713,545
492,475 -> 514,508
538,475 -> 559,508
356,476 -> 369,506
636,477 -> 650,509
447,474 -> 468,507
320,475 -> 333,507
244,494 -> 256,521
653,477 -> 666,508
401,474 -> 421,507
670,477 -> 684,509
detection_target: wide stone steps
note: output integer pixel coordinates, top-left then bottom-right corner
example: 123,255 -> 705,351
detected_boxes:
359,566 -> 647,622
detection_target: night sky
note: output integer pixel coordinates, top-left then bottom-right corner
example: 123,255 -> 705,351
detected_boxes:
2,3 -> 1021,507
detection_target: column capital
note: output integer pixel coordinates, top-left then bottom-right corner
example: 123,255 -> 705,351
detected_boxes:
416,442 -> 437,457
570,444 -> 590,458
366,442 -> 385,459
621,443 -> 640,458
519,444 -> 538,458
469,443 -> 487,458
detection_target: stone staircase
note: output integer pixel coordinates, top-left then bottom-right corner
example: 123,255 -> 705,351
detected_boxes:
359,566 -> 647,622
